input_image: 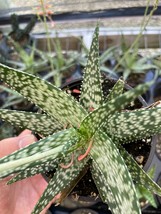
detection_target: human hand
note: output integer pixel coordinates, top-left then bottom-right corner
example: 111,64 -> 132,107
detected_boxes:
0,130 -> 51,214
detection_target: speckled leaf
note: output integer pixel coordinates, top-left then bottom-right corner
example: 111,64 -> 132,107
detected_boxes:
90,131 -> 141,214
7,159 -> 58,184
91,163 -> 119,213
0,109 -> 63,136
0,63 -> 86,127
0,129 -> 79,178
0,154 -> 60,179
108,105 -> 161,142
105,78 -> 124,102
0,128 -> 75,163
80,81 -> 152,138
32,153 -> 88,214
80,25 -> 103,110
120,146 -> 161,197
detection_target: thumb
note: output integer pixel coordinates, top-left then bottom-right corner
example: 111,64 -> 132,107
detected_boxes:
18,132 -> 36,149
0,130 -> 36,158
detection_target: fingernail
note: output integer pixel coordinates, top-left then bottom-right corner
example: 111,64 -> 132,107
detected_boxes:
18,134 -> 36,149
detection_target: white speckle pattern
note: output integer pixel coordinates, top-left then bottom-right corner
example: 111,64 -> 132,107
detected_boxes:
120,146 -> 161,197
0,63 -> 86,128
80,81 -> 151,138
32,151 -> 88,214
90,131 -> 141,214
105,79 -> 124,103
108,107 -> 161,142
0,109 -> 63,136
0,129 -> 79,178
80,25 -> 103,111
91,163 -> 119,213
8,159 -> 58,184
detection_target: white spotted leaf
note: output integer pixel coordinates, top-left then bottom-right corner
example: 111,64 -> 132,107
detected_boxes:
0,128 -> 79,178
0,63 -> 86,127
108,105 -> 161,142
105,78 -> 124,102
80,81 -> 152,138
120,146 -> 161,197
7,159 -> 58,184
90,131 -> 141,214
32,153 -> 88,214
0,109 -> 63,136
91,163 -> 119,213
80,25 -> 103,110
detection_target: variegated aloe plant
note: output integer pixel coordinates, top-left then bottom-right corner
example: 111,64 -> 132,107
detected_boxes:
0,26 -> 161,214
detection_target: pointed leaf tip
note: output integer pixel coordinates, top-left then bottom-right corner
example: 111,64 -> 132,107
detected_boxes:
80,24 -> 103,110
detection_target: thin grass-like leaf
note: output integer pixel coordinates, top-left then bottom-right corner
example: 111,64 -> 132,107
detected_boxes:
136,185 -> 157,208
0,109 -> 63,136
0,63 -> 86,127
1,97 -> 25,109
100,46 -> 117,64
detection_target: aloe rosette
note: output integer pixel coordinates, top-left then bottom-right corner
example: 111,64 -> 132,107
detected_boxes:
0,25 -> 161,214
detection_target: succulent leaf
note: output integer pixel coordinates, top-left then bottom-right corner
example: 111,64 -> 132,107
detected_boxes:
80,81 -> 152,138
105,78 -> 124,102
0,109 -> 63,136
7,160 -> 58,184
0,148 -> 62,179
91,163 -> 119,213
90,131 -> 141,214
120,146 -> 161,197
108,105 -> 161,142
0,129 -> 79,178
32,153 -> 88,214
80,25 -> 103,110
0,63 -> 86,127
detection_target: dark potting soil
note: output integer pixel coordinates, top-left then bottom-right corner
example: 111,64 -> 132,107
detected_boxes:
126,73 -> 146,88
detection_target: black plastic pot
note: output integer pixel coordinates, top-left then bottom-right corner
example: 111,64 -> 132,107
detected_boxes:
48,77 -> 161,214
141,135 -> 161,213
